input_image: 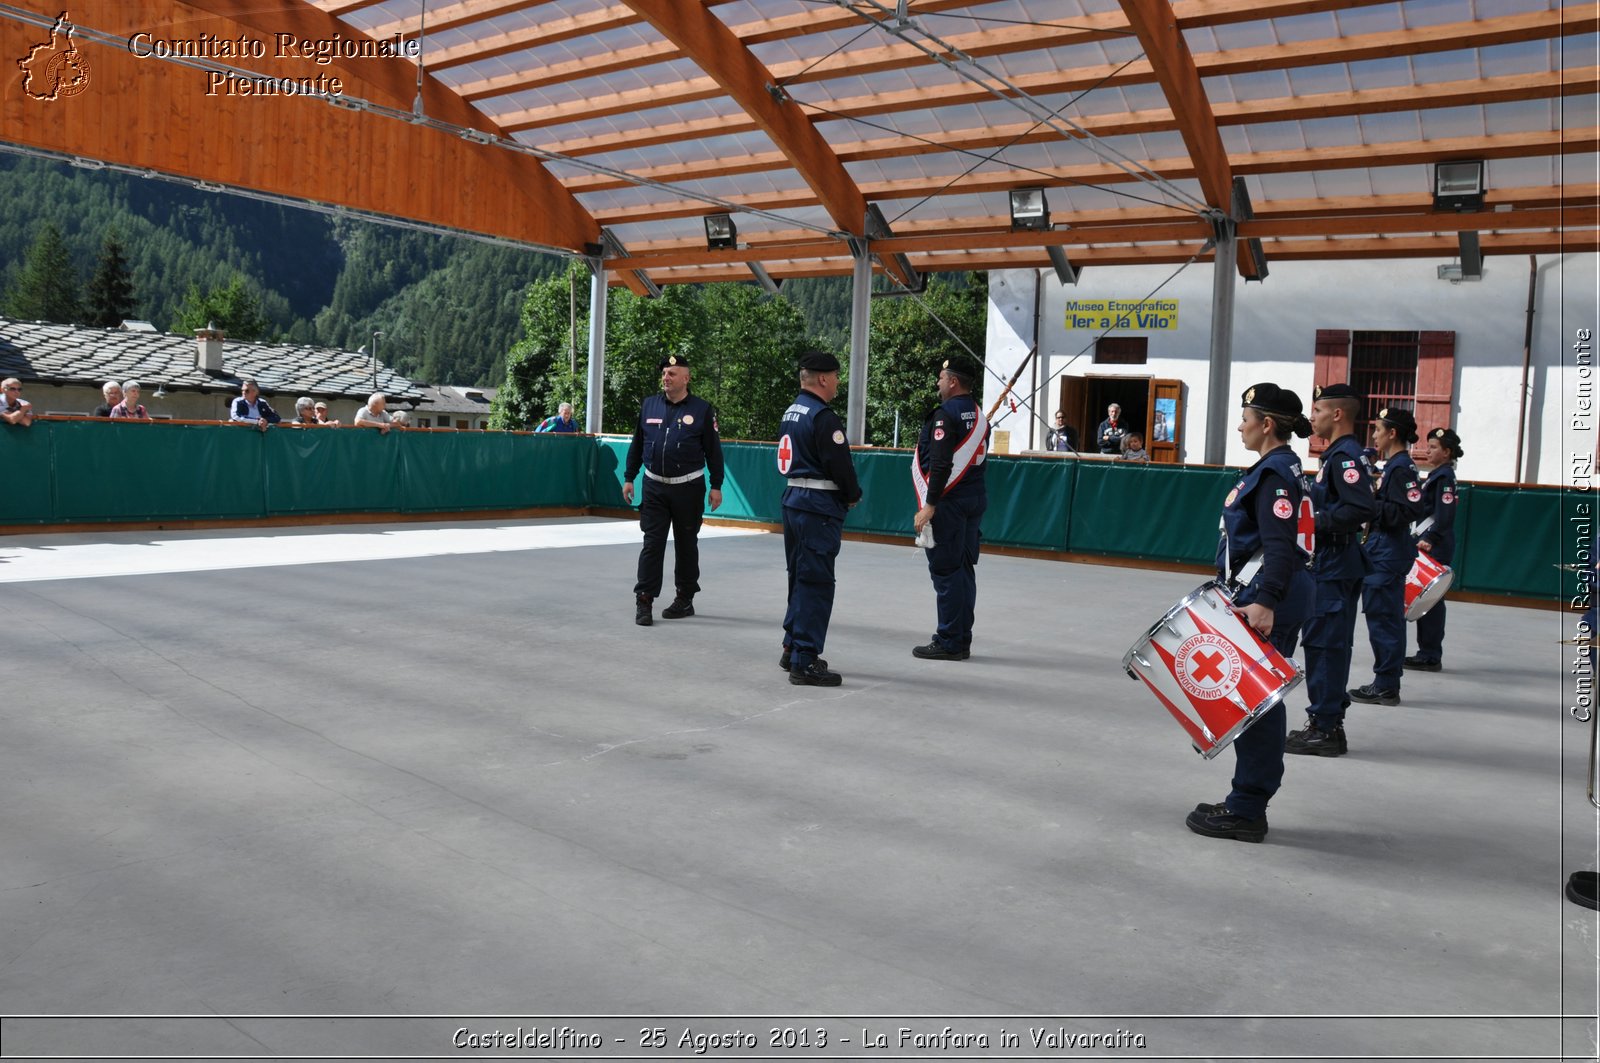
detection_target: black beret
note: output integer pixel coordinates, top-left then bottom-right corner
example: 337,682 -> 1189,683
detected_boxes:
799,351 -> 841,373
1376,406 -> 1418,443
1427,426 -> 1464,458
1241,382 -> 1304,422
1313,382 -> 1362,402
658,354 -> 689,370
940,355 -> 981,382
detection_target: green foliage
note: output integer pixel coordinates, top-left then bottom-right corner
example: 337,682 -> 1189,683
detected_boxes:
864,274 -> 988,446
491,262 -> 591,431
5,221 -> 81,323
174,275 -> 272,340
84,229 -> 136,327
493,274 -> 818,439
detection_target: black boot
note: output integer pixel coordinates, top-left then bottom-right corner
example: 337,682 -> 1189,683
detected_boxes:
661,595 -> 695,619
634,593 -> 653,626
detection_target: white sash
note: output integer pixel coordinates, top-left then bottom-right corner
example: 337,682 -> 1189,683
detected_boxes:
911,412 -> 989,507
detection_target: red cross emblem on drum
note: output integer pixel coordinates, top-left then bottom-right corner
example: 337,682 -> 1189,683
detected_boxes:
777,433 -> 794,474
1174,633 -> 1243,700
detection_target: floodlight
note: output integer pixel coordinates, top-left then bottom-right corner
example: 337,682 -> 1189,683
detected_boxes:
1433,161 -> 1485,212
1009,188 -> 1049,231
704,214 -> 738,250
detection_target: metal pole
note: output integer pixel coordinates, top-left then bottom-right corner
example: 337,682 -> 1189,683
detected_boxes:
584,258 -> 607,433
1204,232 -> 1237,465
847,240 -> 871,444
371,330 -> 383,390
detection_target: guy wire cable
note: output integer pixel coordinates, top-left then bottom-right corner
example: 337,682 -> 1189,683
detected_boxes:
825,0 -> 1209,215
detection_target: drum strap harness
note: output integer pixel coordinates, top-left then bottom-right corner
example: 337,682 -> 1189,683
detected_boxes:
1410,515 -> 1435,538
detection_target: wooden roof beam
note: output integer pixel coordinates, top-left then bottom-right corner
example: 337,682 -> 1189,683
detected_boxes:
629,230 -> 1592,285
618,0 -> 915,287
1120,0 -> 1258,277
587,128 -> 1596,225
555,68 -> 1587,194
509,7 -> 1590,141
0,0 -> 599,252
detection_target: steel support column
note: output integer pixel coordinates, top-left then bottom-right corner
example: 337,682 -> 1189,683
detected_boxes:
585,259 -> 608,434
846,241 -> 872,444
1205,232 -> 1238,465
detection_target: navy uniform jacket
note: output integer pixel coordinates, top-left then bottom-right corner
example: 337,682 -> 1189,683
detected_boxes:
917,394 -> 988,504
1218,445 -> 1311,611
778,389 -> 862,520
1414,464 -> 1458,565
624,392 -> 724,488
1364,450 -> 1425,573
1309,434 -> 1378,581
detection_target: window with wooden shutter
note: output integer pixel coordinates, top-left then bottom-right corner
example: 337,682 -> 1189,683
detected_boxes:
1411,331 -> 1457,459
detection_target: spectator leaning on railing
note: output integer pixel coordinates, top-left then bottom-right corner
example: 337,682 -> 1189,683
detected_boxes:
294,397 -> 320,425
1,378 -> 33,427
353,393 -> 397,434
109,380 -> 150,420
229,378 -> 280,432
314,401 -> 339,426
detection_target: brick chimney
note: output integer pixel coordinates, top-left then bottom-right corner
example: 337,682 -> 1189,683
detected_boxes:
195,322 -> 224,372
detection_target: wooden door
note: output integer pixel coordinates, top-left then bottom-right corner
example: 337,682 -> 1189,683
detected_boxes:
1147,377 -> 1183,463
1058,375 -> 1090,452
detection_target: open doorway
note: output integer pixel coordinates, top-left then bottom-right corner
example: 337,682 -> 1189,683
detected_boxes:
1059,376 -> 1151,454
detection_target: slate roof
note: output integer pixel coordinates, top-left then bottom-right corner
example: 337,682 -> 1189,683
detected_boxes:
0,317 -> 422,401
414,385 -> 496,417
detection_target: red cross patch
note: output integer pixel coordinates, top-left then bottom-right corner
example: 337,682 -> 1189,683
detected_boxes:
1343,467 -> 1361,484
1272,498 -> 1293,520
1442,491 -> 1455,504
1407,487 -> 1422,502
776,433 -> 794,475
933,427 -> 945,441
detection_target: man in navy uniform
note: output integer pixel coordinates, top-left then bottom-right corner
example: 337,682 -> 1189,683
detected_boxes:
778,351 -> 862,686
1349,406 -> 1425,705
911,355 -> 991,661
1286,383 -> 1378,757
622,354 -> 724,626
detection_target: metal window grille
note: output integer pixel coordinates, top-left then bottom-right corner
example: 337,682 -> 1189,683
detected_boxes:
1349,330 -> 1418,437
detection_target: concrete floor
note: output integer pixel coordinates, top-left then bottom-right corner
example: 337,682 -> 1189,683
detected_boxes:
0,516 -> 1595,1060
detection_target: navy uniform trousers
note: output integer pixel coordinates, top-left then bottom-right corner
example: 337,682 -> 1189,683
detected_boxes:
781,508 -> 842,668
634,477 -> 705,599
925,491 -> 987,652
1302,567 -> 1362,731
1361,566 -> 1408,692
1228,609 -> 1308,819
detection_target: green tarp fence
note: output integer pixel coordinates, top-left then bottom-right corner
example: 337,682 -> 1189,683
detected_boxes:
0,421 -> 1576,602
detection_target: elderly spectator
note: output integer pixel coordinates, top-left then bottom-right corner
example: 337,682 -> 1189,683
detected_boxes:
109,380 -> 150,420
313,401 -> 339,426
536,402 -> 579,433
389,410 -> 410,427
294,397 -> 320,425
1,378 -> 33,427
354,392 -> 396,433
93,380 -> 122,418
229,378 -> 280,431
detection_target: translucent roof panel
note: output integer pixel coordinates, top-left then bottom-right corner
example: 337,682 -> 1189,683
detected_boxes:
293,0 -> 1594,274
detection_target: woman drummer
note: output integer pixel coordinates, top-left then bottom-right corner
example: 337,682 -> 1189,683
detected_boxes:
1186,383 -> 1314,844
1405,427 -> 1463,672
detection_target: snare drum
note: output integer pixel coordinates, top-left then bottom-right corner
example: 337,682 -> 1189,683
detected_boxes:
1403,552 -> 1453,621
1122,581 -> 1303,759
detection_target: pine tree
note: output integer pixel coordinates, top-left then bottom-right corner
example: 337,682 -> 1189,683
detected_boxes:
174,274 -> 272,340
5,222 -> 81,323
84,229 -> 136,327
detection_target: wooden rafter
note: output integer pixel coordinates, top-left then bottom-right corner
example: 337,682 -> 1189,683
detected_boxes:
1118,0 -> 1259,277
629,230 -> 1593,286
554,69 -> 1588,195
509,7 -> 1590,142
617,0 -> 917,287
584,128 -> 1597,226
602,205 -> 1594,273
0,0 -> 599,251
